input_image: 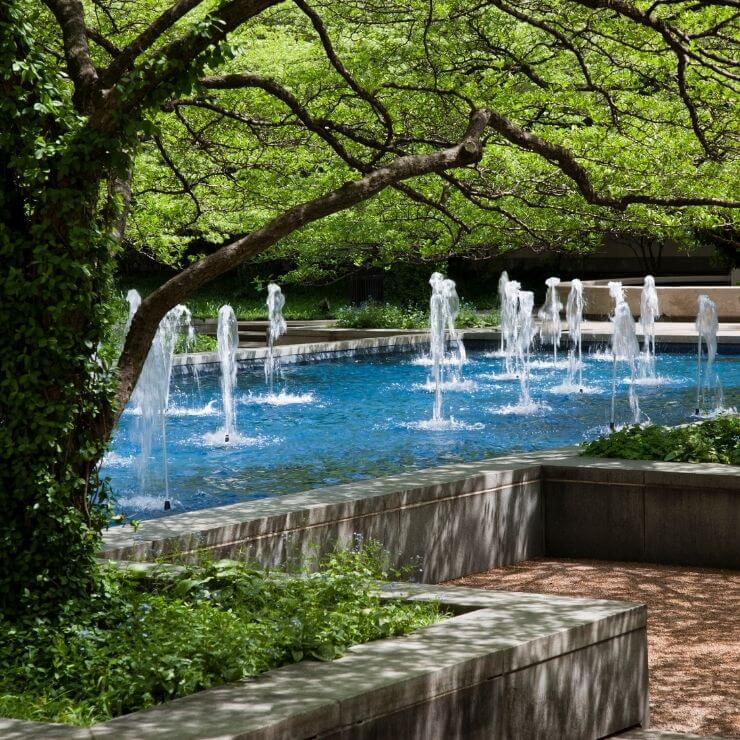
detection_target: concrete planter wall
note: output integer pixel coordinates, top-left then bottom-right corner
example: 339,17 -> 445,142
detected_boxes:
102,449 -> 740,574
1,584 -> 648,740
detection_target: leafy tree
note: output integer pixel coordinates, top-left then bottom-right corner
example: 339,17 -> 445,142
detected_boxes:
1,0 -> 737,614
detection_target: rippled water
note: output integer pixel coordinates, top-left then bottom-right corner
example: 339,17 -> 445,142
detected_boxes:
104,346 -> 739,520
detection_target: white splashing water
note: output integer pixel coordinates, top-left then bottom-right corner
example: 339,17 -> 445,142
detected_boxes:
695,294 -> 723,414
428,272 -> 466,423
565,279 -> 585,391
497,271 -> 509,353
130,304 -> 193,504
639,275 -> 660,380
609,301 -> 640,428
538,277 -> 562,364
514,290 -> 536,407
608,281 -> 625,309
125,289 -> 142,335
217,305 -> 239,442
501,279 -> 521,377
265,283 -> 287,394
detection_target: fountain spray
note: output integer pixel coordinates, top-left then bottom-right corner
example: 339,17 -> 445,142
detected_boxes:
265,283 -> 287,395
217,305 -> 239,442
695,295 -> 721,415
515,290 -> 535,407
609,301 -> 640,430
502,280 -> 521,377
639,276 -> 660,380
130,304 -> 193,510
538,277 -> 562,365
428,273 -> 466,423
565,279 -> 584,391
498,271 -> 509,353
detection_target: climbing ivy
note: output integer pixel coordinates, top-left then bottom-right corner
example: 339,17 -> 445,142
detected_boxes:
0,4 -> 119,615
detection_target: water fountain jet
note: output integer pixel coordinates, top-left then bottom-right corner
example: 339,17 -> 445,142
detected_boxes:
217,305 -> 239,442
639,276 -> 660,381
565,279 -> 585,392
265,283 -> 287,395
695,294 -> 722,415
538,277 -> 562,365
609,301 -> 640,430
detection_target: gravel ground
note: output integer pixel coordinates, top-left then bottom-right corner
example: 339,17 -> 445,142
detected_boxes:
447,559 -> 739,737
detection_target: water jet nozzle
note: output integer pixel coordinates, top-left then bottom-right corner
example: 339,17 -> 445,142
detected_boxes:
225,433 -> 230,443
164,500 -> 171,511
609,422 -> 616,431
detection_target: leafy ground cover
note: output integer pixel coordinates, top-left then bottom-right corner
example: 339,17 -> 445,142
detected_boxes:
336,301 -> 499,330
0,547 -> 441,726
582,417 -> 740,464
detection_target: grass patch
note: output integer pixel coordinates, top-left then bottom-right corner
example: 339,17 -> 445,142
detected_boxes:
175,332 -> 217,354
582,416 -> 739,464
0,546 -> 441,726
336,301 -> 499,330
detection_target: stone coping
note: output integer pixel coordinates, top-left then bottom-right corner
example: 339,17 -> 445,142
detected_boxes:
101,448 -> 570,558
102,448 -> 739,565
174,322 -> 739,369
0,583 -> 646,739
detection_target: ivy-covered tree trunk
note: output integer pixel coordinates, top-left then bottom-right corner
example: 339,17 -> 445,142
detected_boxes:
0,7 -> 118,614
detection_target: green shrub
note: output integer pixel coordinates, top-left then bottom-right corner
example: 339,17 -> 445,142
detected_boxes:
336,301 -> 498,330
582,416 -> 740,464
0,546 -> 441,726
175,332 -> 217,354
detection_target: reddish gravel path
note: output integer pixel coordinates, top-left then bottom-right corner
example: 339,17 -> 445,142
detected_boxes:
446,559 -> 740,737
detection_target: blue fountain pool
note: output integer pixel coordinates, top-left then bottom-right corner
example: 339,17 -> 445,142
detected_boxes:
104,346 -> 739,520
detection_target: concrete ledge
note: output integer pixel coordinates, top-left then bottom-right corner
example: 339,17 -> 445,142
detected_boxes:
103,449 -> 739,574
2,586 -> 647,739
543,457 -> 740,568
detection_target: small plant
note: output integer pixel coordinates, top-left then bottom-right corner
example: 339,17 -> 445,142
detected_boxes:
582,416 -> 740,464
0,545 -> 441,726
175,332 -> 217,354
336,301 -> 499,330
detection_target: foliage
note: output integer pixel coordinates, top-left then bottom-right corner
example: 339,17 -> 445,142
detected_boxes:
0,545 -> 441,726
176,332 -> 217,354
582,417 -> 740,465
336,301 -> 499,330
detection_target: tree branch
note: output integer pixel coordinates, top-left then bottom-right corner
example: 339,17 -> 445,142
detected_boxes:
112,109 -> 491,425
42,0 -> 99,111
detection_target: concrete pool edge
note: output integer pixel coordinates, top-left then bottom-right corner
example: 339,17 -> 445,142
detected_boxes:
173,324 -> 740,370
101,449 -> 740,573
0,585 -> 648,739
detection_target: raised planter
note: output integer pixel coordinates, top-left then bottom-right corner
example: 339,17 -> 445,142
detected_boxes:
0,584 -> 648,740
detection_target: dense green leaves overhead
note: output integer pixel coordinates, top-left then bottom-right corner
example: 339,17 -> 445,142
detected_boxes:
110,0 -> 740,278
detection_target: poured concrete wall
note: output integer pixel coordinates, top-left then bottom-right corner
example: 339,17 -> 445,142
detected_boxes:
543,458 -> 740,568
562,284 -> 740,320
102,453 -> 549,583
102,450 -> 739,575
5,586 -> 647,739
